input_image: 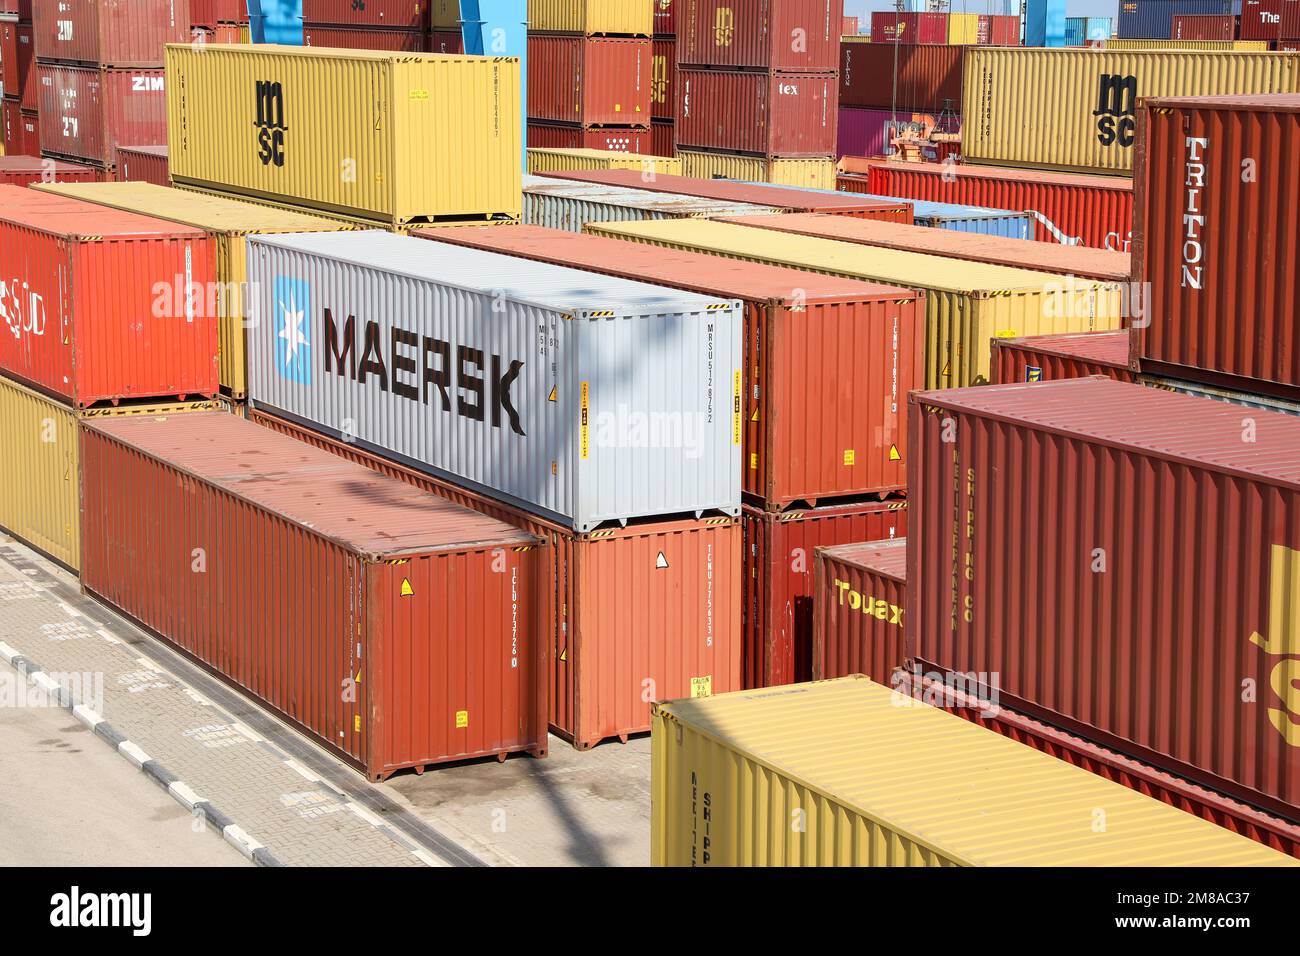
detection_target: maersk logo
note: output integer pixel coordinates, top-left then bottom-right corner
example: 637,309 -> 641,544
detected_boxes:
275,276 -> 312,385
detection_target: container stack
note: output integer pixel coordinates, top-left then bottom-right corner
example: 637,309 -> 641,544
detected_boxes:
1117,0 -> 1237,38
650,0 -> 676,157
190,0 -> 247,45
1242,0 -> 1300,45
429,0 -> 464,54
301,0 -> 430,52
1,2 -> 35,155
1064,15 -> 1113,44
869,11 -> 1020,45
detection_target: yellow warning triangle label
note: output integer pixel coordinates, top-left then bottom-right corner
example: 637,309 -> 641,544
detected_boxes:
750,408 -> 759,422
355,671 -> 363,684
548,386 -> 557,402
559,648 -> 567,662
400,578 -> 414,597
889,445 -> 902,462
941,360 -> 951,378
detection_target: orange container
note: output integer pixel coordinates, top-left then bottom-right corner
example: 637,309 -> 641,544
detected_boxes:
528,35 -> 651,127
813,538 -> 908,685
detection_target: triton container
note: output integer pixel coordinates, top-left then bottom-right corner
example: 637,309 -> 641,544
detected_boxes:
678,0 -> 842,71
38,64 -> 168,166
677,68 -> 838,157
165,44 -> 522,227
421,224 -> 923,509
244,230 -> 743,532
0,186 -> 218,406
839,41 -> 963,114
80,412 -> 546,780
583,218 -> 1124,389
521,174 -> 779,230
650,677 -> 1298,866
527,35 -> 651,127
526,147 -> 683,175
0,156 -> 100,186
908,377 -> 1300,823
528,0 -> 652,36
114,145 -> 168,186
992,331 -> 1137,384
33,0 -> 191,67
813,538 -> 907,685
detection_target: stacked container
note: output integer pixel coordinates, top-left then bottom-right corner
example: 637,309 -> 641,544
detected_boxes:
300,0 -> 429,52
1241,0 -> 1300,41
0,8 -> 35,154
1172,13 -> 1238,38
190,0 -> 247,45
114,144 -> 168,185
1117,0 -> 1236,38
651,0 -> 677,157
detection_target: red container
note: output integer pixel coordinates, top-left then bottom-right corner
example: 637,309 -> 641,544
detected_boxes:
908,376 -> 1300,823
812,538 -> 907,685
2,20 -> 37,112
528,35 -> 651,127
420,224 -> 923,509
977,14 -> 1021,44
870,11 -> 948,44
651,36 -> 675,120
299,0 -> 427,29
301,23 -> 426,51
190,23 -> 242,44
33,0 -> 190,67
428,29 -> 462,54
190,0 -> 245,27
249,408 -> 741,751
843,14 -> 859,35
848,157 -> 1135,250
654,0 -> 677,36
678,67 -> 838,157
2,98 -> 21,153
115,144 -> 169,185
0,154 -> 100,186
0,185 -> 218,405
744,500 -> 907,688
651,117 -> 675,156
15,107 -> 37,153
992,331 -> 1137,385
531,167 -> 915,219
839,41 -> 963,113
1241,0 -> 1300,39
526,122 -> 652,153
1172,13 -> 1237,39
679,0 -> 842,71
1134,95 -> 1300,399
38,64 -> 167,166
81,413 -> 545,781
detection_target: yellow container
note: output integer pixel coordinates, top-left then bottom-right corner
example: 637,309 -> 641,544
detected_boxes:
527,147 -> 683,175
165,44 -> 522,227
652,677 -> 1300,867
33,181 -> 359,400
0,377 -> 222,572
528,0 -> 652,36
963,47 -> 1300,175
678,150 -> 837,189
585,218 -> 1122,388
841,34 -> 871,43
1105,39 -> 1270,51
430,0 -> 460,28
947,12 -> 980,44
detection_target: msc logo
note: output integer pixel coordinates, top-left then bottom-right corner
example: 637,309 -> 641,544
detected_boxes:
651,55 -> 670,106
274,276 -> 312,385
255,79 -> 288,167
1249,544 -> 1300,747
0,278 -> 45,340
714,7 -> 734,47
1093,73 -> 1137,149
1025,366 -> 1043,382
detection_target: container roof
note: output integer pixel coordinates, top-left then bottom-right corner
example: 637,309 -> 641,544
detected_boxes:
846,157 -> 1135,192
522,174 -> 779,216
1142,92 -> 1300,112
728,181 -> 1026,221
0,186 -> 208,240
0,156 -> 97,173
993,331 -> 1132,367
166,42 -> 497,63
818,538 -> 908,582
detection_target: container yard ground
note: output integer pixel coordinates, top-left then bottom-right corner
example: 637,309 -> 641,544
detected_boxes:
0,536 -> 651,868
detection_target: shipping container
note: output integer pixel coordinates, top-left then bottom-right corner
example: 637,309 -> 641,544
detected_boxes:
421,224 -> 923,509
1065,15 -> 1114,45
870,11 -> 948,44
165,45 -> 521,227
429,0 -> 459,29
527,146 -> 683,175
0,185 -> 218,405
651,117 -> 675,157
114,144 -> 168,186
528,0 -> 652,36
722,212 -> 1132,281
677,150 -> 836,188
526,123 -> 653,153
651,676 -> 1299,866
961,47 -> 1300,175
33,0 -> 190,67
38,64 -> 167,166
655,0 -> 677,36
837,106 -> 898,159
991,330 -> 1137,384
1138,374 -> 1300,417
245,230 -> 743,532
1135,94 -> 1300,400
1241,0 -> 1300,39
81,412 -> 546,780
840,38 -> 963,113
190,0 -> 245,28
908,376 -> 1300,823
17,107 -> 35,152
813,538 -> 907,685
842,14 -> 858,35
947,12 -> 981,44
1,0 -> 32,17
651,37 -> 674,120
978,13 -> 1022,44
1,19 -> 36,111
299,0 -> 427,29
3,102 -> 38,155
521,173 -> 779,229
679,0 -> 841,71
1105,37 -> 1270,48
301,24 -> 427,52
189,23 -> 243,45
0,155 -> 100,186
801,184 -> 1036,237
1118,0 -> 1235,38
677,68 -> 838,157
1173,13 -> 1238,38
528,35 -> 651,127
848,157 -> 1135,250
0,375 -> 220,572
427,29 -> 462,54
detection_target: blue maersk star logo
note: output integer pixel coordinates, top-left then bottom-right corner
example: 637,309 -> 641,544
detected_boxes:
274,276 -> 312,385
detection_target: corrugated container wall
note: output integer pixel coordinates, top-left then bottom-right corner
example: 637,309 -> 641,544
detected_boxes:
870,11 -> 948,44
651,118 -> 675,157
1117,0 -> 1235,38
1241,0 -> 1300,39
39,65 -> 168,166
655,0 -> 677,36
1105,37 -> 1270,48
678,150 -> 838,188
991,331 -> 1138,384
33,0 -> 191,67
813,538 -> 908,685
526,147 -> 683,175
651,677 -> 1300,866
301,25 -> 428,52
1173,13 -> 1238,38
115,145 -> 169,186
300,0 -> 428,29
839,43 -> 964,113
837,107 -> 897,159
679,0 -> 843,71
528,0 -> 652,36
191,0 -> 246,28
526,124 -> 653,153
528,35 -> 651,127
165,45 -> 522,226
677,68 -> 838,157
0,156 -> 100,186
521,174 -> 779,229
907,377 -> 1300,823
651,37 -> 674,120
1,20 -> 36,111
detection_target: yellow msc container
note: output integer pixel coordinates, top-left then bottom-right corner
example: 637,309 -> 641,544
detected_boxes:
528,0 -> 652,36
963,47 -> 1300,175
527,147 -> 683,175
0,377 -> 223,572
678,150 -> 837,189
1105,39 -> 1270,51
947,12 -> 980,44
651,677 -> 1300,867
585,218 -> 1122,388
32,181 -> 359,400
165,44 -> 522,227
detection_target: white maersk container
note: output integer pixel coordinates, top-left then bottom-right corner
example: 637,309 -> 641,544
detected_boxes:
522,175 -> 780,232
245,232 -> 744,531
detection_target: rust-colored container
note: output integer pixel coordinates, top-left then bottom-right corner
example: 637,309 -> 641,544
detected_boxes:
428,29 -> 463,54
190,0 -> 245,27
189,23 -> 242,45
2,103 -> 36,155
870,11 -> 948,44
744,500 -> 907,689
114,144 -> 168,186
249,407 -> 743,752
992,331 -> 1137,384
812,538 -> 907,685
908,376 -> 1300,823
847,157 -> 1136,250
0,186 -> 218,405
2,20 -> 36,112
839,42 -> 963,113
1173,14 -> 1238,39
421,224 -> 923,509
978,14 -> 1021,45
33,0 -> 190,67
655,0 -> 676,36
1135,94 -> 1300,400
1241,0 -> 1300,39
0,155 -> 100,186
81,412 -> 546,781
300,0 -> 427,29
38,64 -> 167,166
16,107 -> 38,154
651,117 -> 674,156
677,67 -> 838,157
528,35 -> 651,127
526,122 -> 652,153
532,167 -> 915,220
302,24 -> 427,51
679,0 -> 842,71
651,36 -> 674,120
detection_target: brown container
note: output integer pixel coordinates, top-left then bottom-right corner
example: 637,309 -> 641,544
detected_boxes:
839,37 -> 963,112
651,116 -> 675,156
677,67 -> 838,157
528,35 -> 651,127
2,101 -> 37,155
0,154 -> 100,186
651,36 -> 674,120
114,144 -> 168,186
908,376 -> 1300,822
526,122 -> 652,153
190,0 -> 245,27
992,331 -> 1137,384
80,412 -> 547,781
1241,0 -> 1300,40
33,0 -> 190,67
301,24 -> 427,52
1173,13 -> 1238,39
655,0 -> 677,36
1134,94 -> 1300,400
531,167 -> 915,220
813,538 -> 907,685
428,29 -> 463,54
1,19 -> 37,112
744,500 -> 907,689
249,408 -> 743,751
16,107 -> 37,154
300,0 -> 428,29
38,64 -> 167,166
420,224 -> 923,509
679,0 -> 842,71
